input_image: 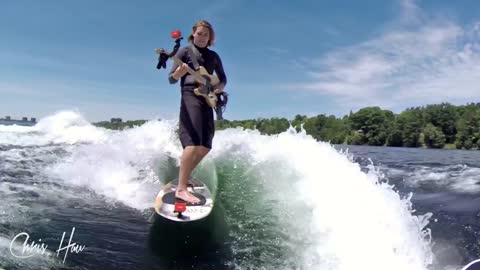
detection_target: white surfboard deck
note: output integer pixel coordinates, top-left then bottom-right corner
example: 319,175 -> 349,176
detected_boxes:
153,178 -> 214,222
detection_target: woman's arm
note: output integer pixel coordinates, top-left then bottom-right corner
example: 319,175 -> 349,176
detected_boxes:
168,48 -> 186,84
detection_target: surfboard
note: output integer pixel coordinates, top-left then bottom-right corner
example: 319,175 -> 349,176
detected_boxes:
153,178 -> 214,222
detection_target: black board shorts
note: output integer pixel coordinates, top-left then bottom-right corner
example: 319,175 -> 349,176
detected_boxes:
179,89 -> 215,149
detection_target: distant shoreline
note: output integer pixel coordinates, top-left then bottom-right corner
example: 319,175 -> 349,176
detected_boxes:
0,117 -> 473,151
0,117 -> 37,127
93,121 -> 474,151
5,101 -> 479,151
91,117 -> 478,152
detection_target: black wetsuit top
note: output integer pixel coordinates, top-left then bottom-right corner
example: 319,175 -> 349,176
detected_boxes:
168,44 -> 227,149
168,44 -> 227,89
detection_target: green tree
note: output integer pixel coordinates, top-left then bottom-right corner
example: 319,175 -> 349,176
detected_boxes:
386,130 -> 403,146
94,102 -> 480,150
423,103 -> 458,143
398,109 -> 423,147
465,139 -> 473,150
348,107 -> 394,146
423,123 -> 446,148
292,114 -> 308,132
455,104 -> 480,149
347,131 -> 367,145
303,115 -> 326,140
319,116 -> 349,144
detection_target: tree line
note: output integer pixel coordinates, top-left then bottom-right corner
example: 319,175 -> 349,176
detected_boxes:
94,102 -> 480,150
216,102 -> 480,150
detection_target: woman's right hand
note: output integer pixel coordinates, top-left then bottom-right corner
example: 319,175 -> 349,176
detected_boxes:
173,63 -> 188,79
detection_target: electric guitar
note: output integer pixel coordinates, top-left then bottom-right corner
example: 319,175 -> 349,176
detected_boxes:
155,48 -> 221,108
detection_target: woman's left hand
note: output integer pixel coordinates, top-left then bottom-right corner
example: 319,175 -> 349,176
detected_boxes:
213,83 -> 225,94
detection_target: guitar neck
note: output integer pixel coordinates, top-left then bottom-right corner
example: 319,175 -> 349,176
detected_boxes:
171,56 -> 206,84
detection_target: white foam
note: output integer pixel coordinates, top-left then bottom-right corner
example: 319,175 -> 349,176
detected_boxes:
0,110 -> 109,146
405,164 -> 480,193
45,118 -> 181,209
0,125 -> 34,133
212,126 -> 433,270
36,113 -> 433,269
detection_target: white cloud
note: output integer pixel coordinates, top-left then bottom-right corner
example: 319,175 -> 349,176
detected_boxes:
321,26 -> 341,37
268,47 -> 289,54
198,0 -> 237,22
289,0 -> 480,112
399,0 -> 422,24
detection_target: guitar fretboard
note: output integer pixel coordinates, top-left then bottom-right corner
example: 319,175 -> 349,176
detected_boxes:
171,56 -> 206,84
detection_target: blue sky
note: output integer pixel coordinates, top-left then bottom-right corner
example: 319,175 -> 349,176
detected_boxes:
1,0 -> 479,122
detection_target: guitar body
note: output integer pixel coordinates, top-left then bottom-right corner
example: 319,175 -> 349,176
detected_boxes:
193,66 -> 220,108
156,48 -> 221,108
195,66 -> 220,86
156,34 -> 228,120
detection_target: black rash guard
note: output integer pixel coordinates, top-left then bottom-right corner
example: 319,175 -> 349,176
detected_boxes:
168,44 -> 228,149
168,44 -> 227,89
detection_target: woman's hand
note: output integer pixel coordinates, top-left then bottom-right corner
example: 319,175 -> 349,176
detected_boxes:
173,63 -> 189,79
213,83 -> 225,94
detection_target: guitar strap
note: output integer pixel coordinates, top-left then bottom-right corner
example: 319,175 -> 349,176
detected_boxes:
188,44 -> 203,71
188,43 -> 229,120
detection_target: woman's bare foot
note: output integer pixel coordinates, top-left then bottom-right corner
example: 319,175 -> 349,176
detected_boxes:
176,189 -> 201,204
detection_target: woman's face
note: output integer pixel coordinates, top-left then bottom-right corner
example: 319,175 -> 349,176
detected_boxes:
193,26 -> 210,48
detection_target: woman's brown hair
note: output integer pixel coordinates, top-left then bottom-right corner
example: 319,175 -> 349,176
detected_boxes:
187,20 -> 216,47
